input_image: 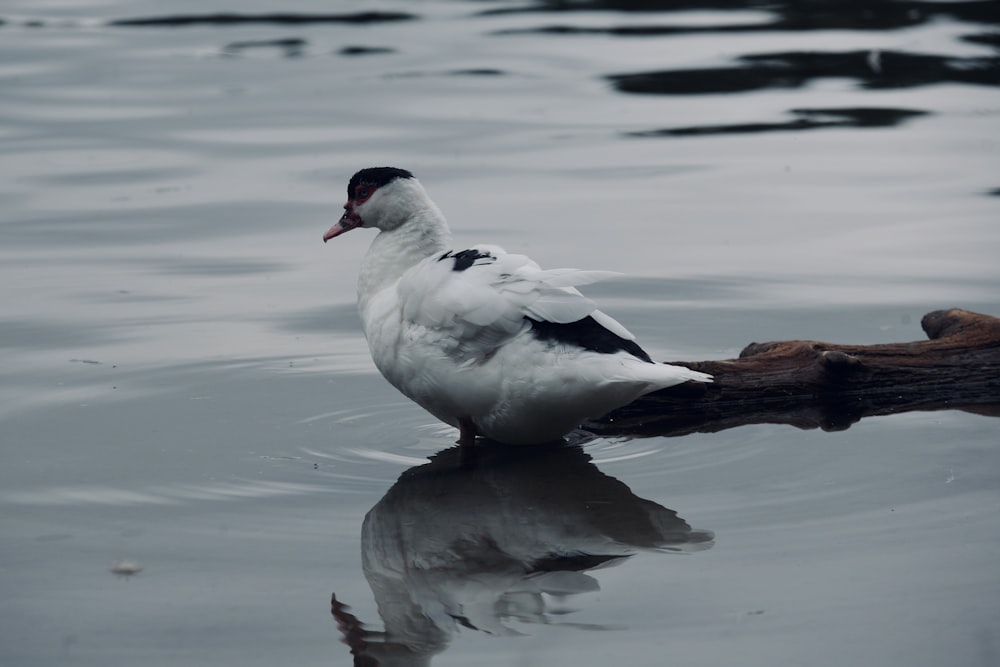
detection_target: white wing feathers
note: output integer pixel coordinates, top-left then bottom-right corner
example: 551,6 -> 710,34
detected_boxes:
397,245 -> 635,358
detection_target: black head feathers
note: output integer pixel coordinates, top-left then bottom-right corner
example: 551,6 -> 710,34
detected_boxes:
347,167 -> 414,198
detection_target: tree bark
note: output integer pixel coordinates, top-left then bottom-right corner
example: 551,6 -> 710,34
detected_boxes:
589,308 -> 1000,438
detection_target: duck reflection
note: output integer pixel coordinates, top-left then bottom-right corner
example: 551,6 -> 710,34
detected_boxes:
332,443 -> 713,666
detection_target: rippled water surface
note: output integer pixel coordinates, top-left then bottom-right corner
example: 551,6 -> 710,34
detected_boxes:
2,1 -> 999,666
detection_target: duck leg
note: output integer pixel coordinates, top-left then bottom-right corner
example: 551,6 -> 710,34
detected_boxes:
456,417 -> 478,446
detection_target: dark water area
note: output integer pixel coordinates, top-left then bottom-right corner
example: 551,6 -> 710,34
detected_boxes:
1,1 -> 998,666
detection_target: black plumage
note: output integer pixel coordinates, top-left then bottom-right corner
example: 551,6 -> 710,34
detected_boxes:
527,316 -> 653,362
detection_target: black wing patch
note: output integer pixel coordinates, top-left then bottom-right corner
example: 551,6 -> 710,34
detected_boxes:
530,553 -> 625,573
438,248 -> 496,272
527,316 -> 653,362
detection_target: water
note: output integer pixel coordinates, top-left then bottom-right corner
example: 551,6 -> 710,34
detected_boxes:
1,1 -> 998,665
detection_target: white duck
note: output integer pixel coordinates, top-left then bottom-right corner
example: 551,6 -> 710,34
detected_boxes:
323,167 -> 711,445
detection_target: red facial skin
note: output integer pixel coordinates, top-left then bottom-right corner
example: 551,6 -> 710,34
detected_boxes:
323,184 -> 375,242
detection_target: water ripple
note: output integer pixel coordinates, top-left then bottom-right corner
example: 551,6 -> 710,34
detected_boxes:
2,480 -> 338,507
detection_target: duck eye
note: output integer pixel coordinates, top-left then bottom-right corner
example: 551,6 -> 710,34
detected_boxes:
355,185 -> 372,200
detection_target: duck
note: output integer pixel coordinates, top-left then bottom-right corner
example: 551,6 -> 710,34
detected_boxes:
323,167 -> 712,445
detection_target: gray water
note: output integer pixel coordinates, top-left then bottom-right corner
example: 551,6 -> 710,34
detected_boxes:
1,1 -> 999,666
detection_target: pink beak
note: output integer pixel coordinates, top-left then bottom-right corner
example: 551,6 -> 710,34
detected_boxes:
323,206 -> 362,243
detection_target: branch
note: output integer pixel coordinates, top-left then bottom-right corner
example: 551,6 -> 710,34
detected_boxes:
589,308 -> 1000,437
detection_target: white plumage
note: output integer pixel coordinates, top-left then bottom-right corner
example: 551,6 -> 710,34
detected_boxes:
323,167 -> 711,445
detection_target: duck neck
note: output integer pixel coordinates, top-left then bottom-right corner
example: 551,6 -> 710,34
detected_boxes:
357,206 -> 452,314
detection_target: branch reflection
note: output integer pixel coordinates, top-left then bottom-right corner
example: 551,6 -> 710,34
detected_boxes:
332,443 -> 713,666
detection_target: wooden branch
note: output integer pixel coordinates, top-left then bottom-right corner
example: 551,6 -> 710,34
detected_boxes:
588,308 -> 1000,438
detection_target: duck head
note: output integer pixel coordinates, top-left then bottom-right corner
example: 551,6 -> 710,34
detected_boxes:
324,167 -> 429,241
